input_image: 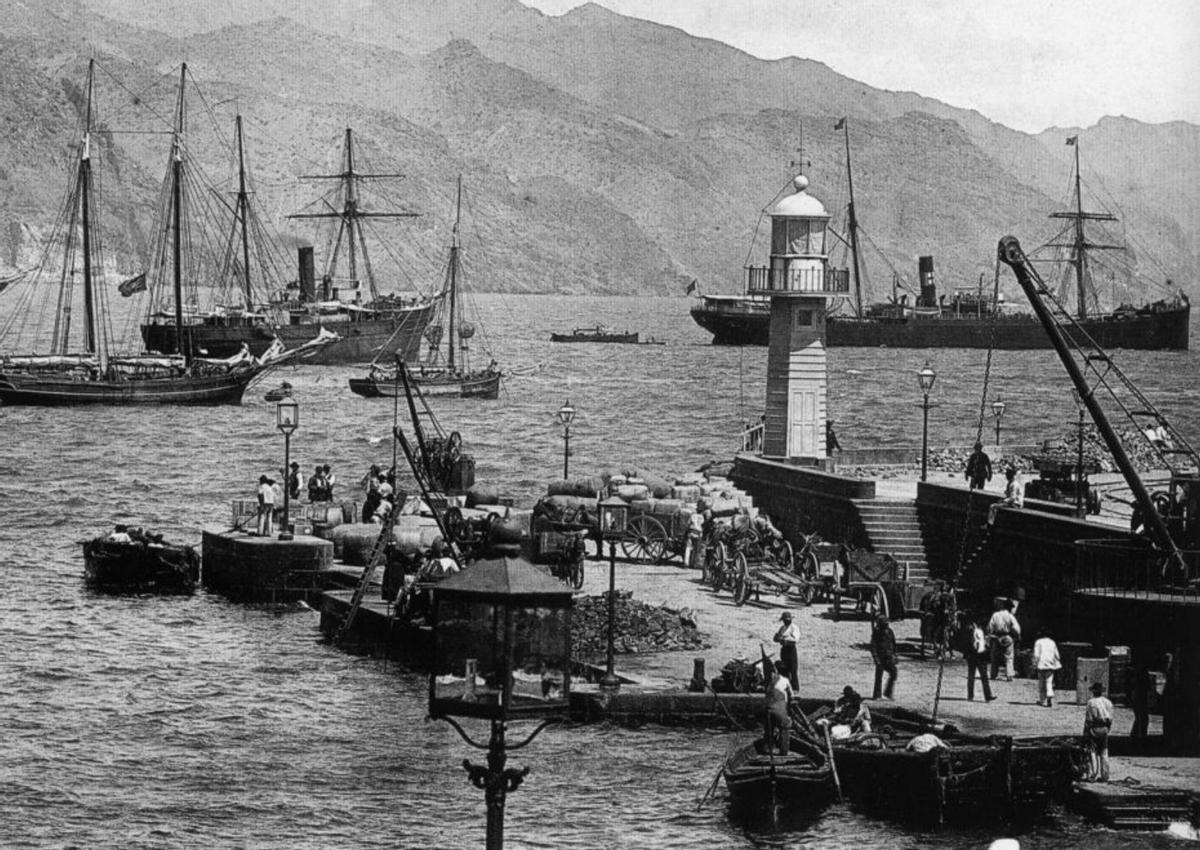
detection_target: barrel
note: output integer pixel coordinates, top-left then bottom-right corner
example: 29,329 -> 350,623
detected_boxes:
1075,657 -> 1110,705
466,485 -> 500,508
341,526 -> 384,566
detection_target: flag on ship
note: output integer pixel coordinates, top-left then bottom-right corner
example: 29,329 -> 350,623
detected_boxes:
835,117 -> 846,130
1066,135 -> 1078,146
118,272 -> 147,296
685,279 -> 698,295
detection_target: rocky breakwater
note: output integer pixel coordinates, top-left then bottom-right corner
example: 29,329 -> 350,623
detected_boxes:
571,593 -> 708,657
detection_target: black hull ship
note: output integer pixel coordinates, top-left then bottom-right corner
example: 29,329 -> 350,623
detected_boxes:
0,62 -> 329,407
691,126 -> 1189,351
691,294 -> 1190,350
140,127 -> 435,366
350,177 -> 501,400
83,535 -> 200,594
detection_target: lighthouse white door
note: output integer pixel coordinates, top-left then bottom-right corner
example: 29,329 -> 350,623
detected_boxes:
788,389 -> 818,457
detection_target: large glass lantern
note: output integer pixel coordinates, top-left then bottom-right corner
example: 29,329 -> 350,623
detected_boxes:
276,398 -> 299,434
917,361 -> 937,396
429,557 -> 573,721
597,496 -> 629,541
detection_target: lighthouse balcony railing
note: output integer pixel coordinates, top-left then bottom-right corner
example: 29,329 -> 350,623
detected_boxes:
746,266 -> 850,295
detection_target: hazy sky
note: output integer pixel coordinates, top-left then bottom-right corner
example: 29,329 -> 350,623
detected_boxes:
524,0 -> 1199,134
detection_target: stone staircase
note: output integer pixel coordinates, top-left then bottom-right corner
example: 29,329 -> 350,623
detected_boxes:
853,499 -> 930,583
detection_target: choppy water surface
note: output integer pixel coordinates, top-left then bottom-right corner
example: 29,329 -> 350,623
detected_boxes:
1,295 -> 1197,848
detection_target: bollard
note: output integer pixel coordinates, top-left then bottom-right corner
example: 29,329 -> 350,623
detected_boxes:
464,658 -> 478,702
689,658 -> 707,692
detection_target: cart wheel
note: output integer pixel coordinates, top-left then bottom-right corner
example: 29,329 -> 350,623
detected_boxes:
569,558 -> 585,590
443,507 -> 466,544
709,542 -> 728,589
700,546 -> 713,585
796,582 -> 815,605
778,540 -> 794,572
798,550 -> 819,582
621,515 -> 669,564
732,552 -> 751,606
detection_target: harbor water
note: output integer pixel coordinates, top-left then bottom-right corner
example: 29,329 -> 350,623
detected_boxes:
2,294 -> 1197,848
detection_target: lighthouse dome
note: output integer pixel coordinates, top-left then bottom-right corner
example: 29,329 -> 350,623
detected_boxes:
770,174 -> 829,218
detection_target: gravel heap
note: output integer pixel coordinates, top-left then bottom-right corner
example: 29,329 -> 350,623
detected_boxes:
571,593 -> 710,656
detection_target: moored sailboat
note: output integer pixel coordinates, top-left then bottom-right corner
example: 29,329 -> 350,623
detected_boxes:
0,61 -> 329,406
349,176 -> 500,400
141,127 -> 435,365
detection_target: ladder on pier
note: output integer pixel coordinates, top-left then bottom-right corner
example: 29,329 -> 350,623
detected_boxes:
331,493 -> 405,647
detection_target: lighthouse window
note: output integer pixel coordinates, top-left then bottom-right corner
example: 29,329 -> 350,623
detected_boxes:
787,220 -> 811,253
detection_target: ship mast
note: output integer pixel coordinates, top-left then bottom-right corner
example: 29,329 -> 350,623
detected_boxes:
171,64 -> 189,363
841,119 -> 865,318
289,128 -> 416,302
447,175 -> 462,373
234,114 -> 253,309
1048,137 -> 1118,320
79,60 -> 102,369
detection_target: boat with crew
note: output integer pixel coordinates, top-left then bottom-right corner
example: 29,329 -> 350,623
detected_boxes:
349,177 -> 501,400
141,127 -> 436,365
83,528 -> 200,594
722,733 -> 834,815
691,123 -> 1189,350
0,61 -> 331,406
550,325 -> 639,344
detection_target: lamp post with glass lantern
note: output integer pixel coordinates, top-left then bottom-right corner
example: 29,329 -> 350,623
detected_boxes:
557,401 -> 576,480
276,398 -> 298,540
428,557 -> 573,850
597,495 -> 629,693
917,361 -> 937,483
992,397 -> 1006,447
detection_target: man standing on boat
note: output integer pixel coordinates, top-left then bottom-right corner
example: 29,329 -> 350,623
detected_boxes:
773,612 -> 800,690
1083,681 -> 1114,782
766,659 -> 793,755
870,614 -> 897,700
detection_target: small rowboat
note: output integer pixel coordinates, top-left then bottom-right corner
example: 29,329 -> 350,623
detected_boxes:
82,535 -> 200,594
722,734 -> 835,814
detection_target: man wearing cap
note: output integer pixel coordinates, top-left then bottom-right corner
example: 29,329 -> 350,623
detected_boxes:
871,614 -> 897,700
1083,681 -> 1114,781
773,612 -> 800,690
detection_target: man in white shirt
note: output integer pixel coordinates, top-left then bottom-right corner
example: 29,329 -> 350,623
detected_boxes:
773,612 -> 800,690
987,600 -> 1021,681
1032,628 -> 1062,707
1084,682 -> 1114,781
256,476 -> 276,535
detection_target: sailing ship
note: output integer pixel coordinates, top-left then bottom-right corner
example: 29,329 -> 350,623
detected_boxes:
0,61 -> 328,407
141,127 -> 436,365
349,177 -> 500,400
691,123 -> 1189,350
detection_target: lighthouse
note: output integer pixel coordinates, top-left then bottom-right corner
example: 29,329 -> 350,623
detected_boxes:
752,174 -> 850,464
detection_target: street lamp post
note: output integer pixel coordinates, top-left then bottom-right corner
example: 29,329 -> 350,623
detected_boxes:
597,496 -> 629,694
917,361 -> 937,483
556,401 -> 576,480
992,397 -> 1006,447
276,398 -> 298,540
429,557 -> 573,850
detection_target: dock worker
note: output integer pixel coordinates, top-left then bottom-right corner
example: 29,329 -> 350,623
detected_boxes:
965,442 -> 993,490
1032,627 -> 1062,707
307,465 -> 326,502
870,614 -> 897,700
826,420 -> 841,455
323,464 -> 336,500
256,475 -> 275,536
1083,681 -> 1114,782
287,462 -> 301,501
832,685 -> 872,734
987,468 -> 1023,525
766,659 -> 793,755
773,612 -> 800,690
987,599 -> 1021,681
107,524 -> 132,544
963,615 -> 995,702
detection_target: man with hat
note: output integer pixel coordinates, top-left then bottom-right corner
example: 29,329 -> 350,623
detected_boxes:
1083,681 -> 1114,782
870,613 -> 897,700
773,611 -> 800,690
287,461 -> 302,501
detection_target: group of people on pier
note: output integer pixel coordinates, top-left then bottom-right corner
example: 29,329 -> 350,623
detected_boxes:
252,462 -> 340,536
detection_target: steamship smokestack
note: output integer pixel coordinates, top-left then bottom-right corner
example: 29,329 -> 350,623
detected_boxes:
918,256 -> 936,308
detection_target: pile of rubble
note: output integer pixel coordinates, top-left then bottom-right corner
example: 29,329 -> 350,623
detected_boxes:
570,593 -> 709,656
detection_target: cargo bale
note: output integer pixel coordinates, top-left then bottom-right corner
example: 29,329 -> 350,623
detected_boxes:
466,485 -> 500,508
341,525 -> 385,566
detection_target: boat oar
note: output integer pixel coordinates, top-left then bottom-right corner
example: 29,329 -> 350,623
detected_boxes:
822,722 -> 844,802
695,759 -> 726,811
